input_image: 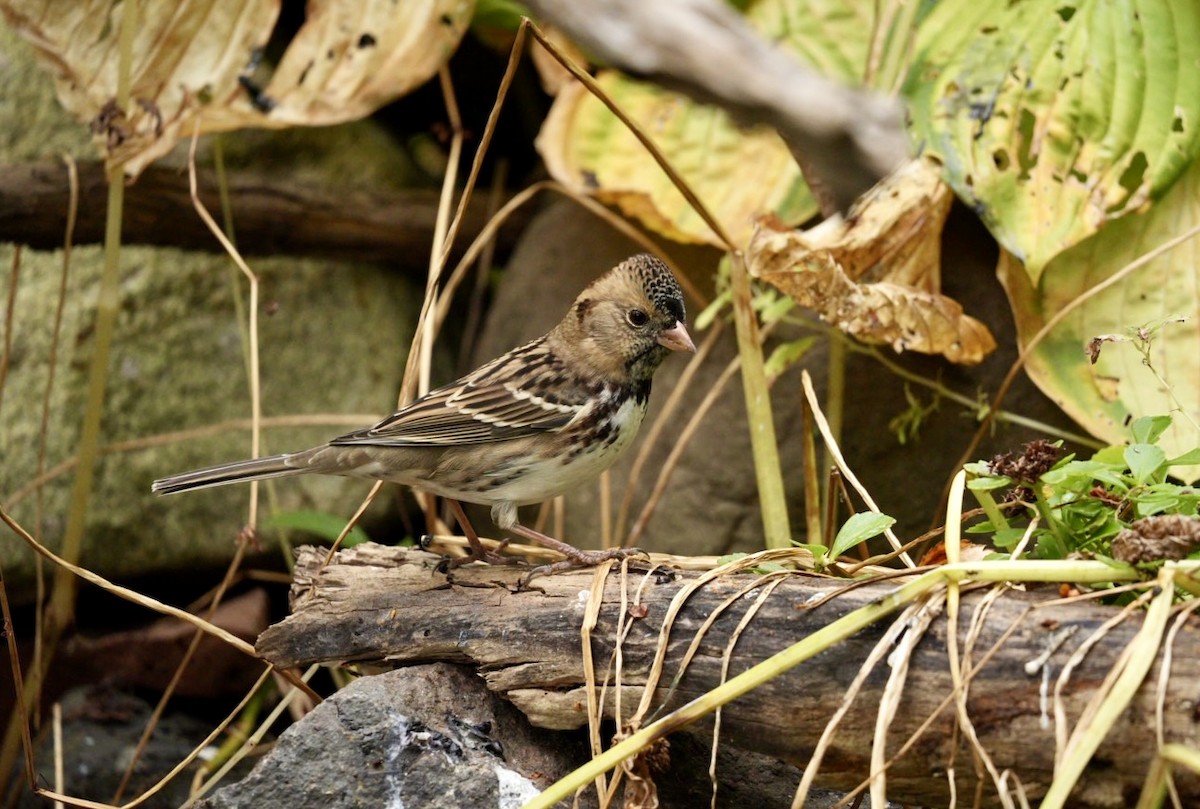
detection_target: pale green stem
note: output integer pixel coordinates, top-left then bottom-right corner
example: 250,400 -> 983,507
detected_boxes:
729,253 -> 791,548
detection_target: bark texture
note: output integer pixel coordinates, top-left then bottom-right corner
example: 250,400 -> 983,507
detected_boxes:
257,543 -> 1200,808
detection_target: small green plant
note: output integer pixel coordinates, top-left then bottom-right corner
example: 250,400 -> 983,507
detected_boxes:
796,510 -> 896,572
965,416 -> 1200,567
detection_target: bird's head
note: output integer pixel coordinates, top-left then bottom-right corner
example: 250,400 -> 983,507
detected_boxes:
552,254 -> 696,385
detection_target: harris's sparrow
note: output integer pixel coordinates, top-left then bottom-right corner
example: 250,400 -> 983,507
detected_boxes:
152,254 -> 696,576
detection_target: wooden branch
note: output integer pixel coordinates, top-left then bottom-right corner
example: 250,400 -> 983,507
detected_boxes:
258,544 -> 1200,808
523,0 -> 909,211
0,160 -> 531,269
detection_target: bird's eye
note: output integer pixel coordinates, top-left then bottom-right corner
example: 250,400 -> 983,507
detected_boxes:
626,309 -> 649,327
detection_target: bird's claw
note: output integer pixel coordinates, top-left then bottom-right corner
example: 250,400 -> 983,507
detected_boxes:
516,546 -> 647,589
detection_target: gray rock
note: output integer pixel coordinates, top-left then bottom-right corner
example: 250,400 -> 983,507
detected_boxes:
1,245 -> 416,601
196,664 -> 588,809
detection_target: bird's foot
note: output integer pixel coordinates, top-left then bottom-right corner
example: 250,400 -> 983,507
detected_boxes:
516,546 -> 647,589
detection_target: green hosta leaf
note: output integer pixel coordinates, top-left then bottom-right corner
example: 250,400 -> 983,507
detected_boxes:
906,0 -> 1200,278
991,527 -> 1031,551
1001,155 -> 1200,483
830,511 -> 896,559
263,511 -> 371,547
967,474 -> 1012,492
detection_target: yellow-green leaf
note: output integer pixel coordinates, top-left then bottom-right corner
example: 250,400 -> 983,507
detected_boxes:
536,74 -> 816,247
906,0 -> 1200,280
1001,155 -> 1200,483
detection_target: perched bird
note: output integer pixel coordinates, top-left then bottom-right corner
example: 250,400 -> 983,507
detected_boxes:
153,254 -> 696,577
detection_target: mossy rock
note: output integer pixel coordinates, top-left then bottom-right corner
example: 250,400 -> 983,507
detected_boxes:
1,245 -> 419,601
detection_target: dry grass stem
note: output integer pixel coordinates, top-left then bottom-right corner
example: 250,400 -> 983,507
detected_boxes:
835,604 -> 1036,809
1051,590 -> 1153,767
182,666 -> 319,808
0,562 -> 36,788
802,370 -> 914,566
321,481 -> 383,566
1,4 -> 140,786
869,592 -> 945,808
596,563 -> 666,808
52,702 -> 63,809
112,534 -> 256,802
527,20 -> 733,250
580,560 -> 616,804
414,67 -> 464,400
0,504 -> 319,708
186,125 -> 263,528
789,589 -> 915,808
709,575 -> 788,807
0,246 -> 19,414
1156,600 -> 1200,808
669,570 -> 796,705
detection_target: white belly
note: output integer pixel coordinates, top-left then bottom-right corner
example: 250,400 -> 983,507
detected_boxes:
477,395 -> 646,506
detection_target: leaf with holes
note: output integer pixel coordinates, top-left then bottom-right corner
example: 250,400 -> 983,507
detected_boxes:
1,0 -> 473,176
999,155 -> 1200,483
905,0 -> 1200,279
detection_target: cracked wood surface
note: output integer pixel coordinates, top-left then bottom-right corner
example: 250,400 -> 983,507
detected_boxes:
257,543 -> 1200,808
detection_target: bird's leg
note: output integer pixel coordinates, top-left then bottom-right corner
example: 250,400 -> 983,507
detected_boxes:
440,499 -> 520,569
491,502 -> 644,583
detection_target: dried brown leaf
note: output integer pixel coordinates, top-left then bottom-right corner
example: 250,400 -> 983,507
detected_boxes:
747,159 -> 997,365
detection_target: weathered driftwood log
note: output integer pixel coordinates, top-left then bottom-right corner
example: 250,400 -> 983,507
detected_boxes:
257,543 -> 1200,808
0,160 -> 530,268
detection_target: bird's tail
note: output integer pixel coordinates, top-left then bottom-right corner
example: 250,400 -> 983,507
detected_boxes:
152,454 -> 303,495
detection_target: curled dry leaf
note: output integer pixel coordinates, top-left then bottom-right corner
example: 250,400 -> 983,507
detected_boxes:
1,0 -> 473,176
747,159 -> 996,365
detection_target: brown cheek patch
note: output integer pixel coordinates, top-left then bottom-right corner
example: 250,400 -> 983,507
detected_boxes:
575,298 -> 595,322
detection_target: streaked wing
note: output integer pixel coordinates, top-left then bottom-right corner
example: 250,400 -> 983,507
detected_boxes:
331,338 -> 592,448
